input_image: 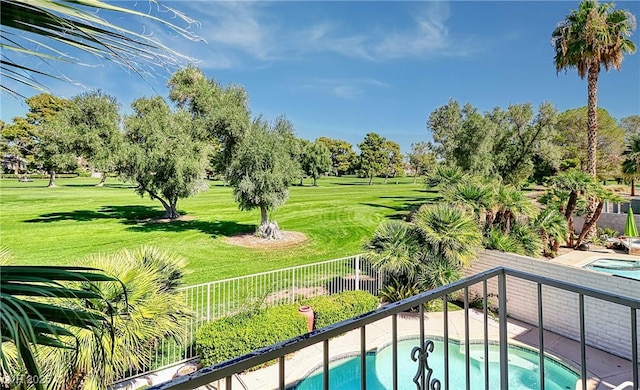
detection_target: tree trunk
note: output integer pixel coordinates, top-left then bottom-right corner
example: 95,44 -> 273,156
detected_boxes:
154,195 -> 180,219
503,210 -> 512,234
300,177 -> 303,186
413,173 -> 417,184
575,200 -> 604,248
369,173 -> 374,185
313,175 -> 317,186
13,159 -> 19,176
485,210 -> 495,231
384,173 -> 388,184
47,169 -> 56,188
632,178 -> 636,197
96,172 -> 107,187
260,205 -> 268,226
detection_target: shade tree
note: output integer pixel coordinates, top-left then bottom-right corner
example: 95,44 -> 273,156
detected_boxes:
381,140 -> 404,184
316,137 -> 357,176
226,116 -> 301,239
407,141 -> 437,183
120,96 -> 210,219
427,100 -> 559,184
555,107 -> 625,179
358,132 -> 387,185
301,141 -> 332,186
168,66 -> 251,175
65,91 -> 122,186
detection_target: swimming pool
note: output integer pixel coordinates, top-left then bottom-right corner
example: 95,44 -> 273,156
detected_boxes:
295,339 -> 578,390
584,258 -> 640,281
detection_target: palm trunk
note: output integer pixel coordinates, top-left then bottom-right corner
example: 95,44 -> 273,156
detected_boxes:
584,64 -> 600,240
586,64 -> 599,177
47,169 -> 56,188
575,200 -> 604,248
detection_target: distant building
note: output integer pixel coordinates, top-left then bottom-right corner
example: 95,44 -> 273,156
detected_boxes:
2,154 -> 27,174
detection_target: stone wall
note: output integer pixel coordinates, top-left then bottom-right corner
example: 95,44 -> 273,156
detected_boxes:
463,250 -> 639,361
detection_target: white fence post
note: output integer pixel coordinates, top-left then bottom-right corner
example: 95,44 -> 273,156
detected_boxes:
291,268 -> 296,303
355,255 -> 360,291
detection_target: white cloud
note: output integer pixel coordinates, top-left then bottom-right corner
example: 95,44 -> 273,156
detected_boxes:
172,2 -> 481,66
298,78 -> 389,99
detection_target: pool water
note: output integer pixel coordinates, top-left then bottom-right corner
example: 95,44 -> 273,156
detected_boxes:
584,258 -> 640,281
295,339 -> 578,390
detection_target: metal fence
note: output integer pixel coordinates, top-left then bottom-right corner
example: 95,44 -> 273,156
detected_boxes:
117,254 -> 386,382
150,267 -> 640,390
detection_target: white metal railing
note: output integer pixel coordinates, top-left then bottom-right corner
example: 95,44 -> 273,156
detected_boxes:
116,254 -> 386,382
149,267 -> 640,390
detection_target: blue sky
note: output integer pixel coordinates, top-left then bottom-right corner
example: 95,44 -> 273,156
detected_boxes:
2,1 -> 639,153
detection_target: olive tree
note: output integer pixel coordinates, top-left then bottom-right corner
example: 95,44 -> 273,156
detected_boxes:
120,96 -> 210,219
227,117 -> 301,239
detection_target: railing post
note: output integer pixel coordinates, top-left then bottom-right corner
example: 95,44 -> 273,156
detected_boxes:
498,271 -> 509,390
291,268 -> 296,303
207,284 -> 211,321
355,255 -> 360,291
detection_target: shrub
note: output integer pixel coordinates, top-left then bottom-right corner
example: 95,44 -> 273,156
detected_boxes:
195,304 -> 307,367
195,291 -> 379,367
303,290 -> 379,329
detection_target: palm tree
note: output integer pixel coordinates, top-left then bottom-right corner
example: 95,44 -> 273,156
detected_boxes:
364,221 -> 424,283
440,178 -> 494,225
533,208 -> 570,256
491,184 -> 536,234
622,135 -> 640,196
552,0 -> 637,178
545,169 -> 596,247
1,0 -> 199,96
1,248 -> 117,390
38,247 -> 191,390
412,203 -> 482,268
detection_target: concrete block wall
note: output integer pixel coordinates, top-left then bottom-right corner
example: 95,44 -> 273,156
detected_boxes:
463,250 -> 640,361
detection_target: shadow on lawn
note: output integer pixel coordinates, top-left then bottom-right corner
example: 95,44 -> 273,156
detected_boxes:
24,205 -> 164,223
361,196 -> 438,220
127,219 -> 253,237
24,205 -> 253,238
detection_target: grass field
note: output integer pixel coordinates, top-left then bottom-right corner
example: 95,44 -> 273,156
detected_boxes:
0,176 -> 438,285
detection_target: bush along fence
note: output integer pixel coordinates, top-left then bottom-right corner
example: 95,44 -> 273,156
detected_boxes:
116,254 -> 386,383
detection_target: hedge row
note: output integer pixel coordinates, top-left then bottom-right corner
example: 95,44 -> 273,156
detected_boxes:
303,290 -> 380,329
195,291 -> 379,367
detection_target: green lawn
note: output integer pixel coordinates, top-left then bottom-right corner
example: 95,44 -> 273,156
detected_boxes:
0,176 -> 438,285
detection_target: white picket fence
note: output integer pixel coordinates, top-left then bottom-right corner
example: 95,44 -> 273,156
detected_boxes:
117,254 -> 386,382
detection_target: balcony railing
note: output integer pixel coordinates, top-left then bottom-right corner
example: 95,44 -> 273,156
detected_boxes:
149,266 -> 640,390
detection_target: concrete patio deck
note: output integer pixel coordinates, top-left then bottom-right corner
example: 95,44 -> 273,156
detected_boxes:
230,309 -> 639,390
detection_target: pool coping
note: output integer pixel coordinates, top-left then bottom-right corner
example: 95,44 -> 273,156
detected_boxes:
234,309 -> 633,390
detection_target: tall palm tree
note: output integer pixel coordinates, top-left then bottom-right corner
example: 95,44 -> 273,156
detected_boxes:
1,0 -> 199,96
552,0 -> 637,178
622,135 -> 640,196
